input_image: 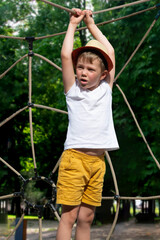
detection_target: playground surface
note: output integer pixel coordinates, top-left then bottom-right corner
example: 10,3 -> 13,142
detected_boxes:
0,218 -> 160,240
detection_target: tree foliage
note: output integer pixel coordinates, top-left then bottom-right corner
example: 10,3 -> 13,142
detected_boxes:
0,0 -> 160,204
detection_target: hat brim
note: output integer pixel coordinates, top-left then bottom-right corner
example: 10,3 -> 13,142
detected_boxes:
72,46 -> 113,72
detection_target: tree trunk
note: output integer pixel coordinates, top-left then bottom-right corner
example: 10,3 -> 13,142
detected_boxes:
95,200 -> 113,223
119,200 -> 130,221
132,200 -> 136,216
148,200 -> 155,214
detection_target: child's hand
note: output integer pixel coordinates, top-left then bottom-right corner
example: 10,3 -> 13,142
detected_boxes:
70,8 -> 84,26
83,10 -> 94,26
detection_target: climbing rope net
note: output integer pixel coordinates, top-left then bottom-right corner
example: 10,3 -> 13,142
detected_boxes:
0,0 -> 160,239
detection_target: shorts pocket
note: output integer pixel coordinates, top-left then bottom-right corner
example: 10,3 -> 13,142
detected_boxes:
59,151 -> 72,170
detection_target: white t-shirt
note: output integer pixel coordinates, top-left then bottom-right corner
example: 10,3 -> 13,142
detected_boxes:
64,80 -> 119,151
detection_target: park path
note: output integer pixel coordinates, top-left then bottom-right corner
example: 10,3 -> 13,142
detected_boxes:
0,218 -> 160,239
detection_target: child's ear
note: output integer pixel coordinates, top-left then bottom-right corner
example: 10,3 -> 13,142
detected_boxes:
100,70 -> 108,81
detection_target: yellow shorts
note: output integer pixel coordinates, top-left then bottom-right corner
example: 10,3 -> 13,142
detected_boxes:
56,149 -> 106,207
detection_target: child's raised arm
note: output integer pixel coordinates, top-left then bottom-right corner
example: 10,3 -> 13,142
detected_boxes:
83,10 -> 115,89
61,9 -> 84,93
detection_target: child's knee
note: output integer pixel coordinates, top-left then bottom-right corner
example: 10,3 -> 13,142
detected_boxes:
77,209 -> 95,225
61,205 -> 79,226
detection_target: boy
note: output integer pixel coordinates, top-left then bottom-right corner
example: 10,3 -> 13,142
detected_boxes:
56,8 -> 119,240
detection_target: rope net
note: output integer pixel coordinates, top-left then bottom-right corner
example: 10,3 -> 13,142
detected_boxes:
0,1 -> 160,239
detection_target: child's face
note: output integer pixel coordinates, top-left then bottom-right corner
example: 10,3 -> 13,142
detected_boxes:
76,58 -> 107,91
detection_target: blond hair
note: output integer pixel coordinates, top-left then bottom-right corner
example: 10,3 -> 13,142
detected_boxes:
76,51 -> 107,72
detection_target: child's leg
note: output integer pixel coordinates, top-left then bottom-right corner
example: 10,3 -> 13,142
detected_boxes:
56,204 -> 79,240
75,202 -> 96,240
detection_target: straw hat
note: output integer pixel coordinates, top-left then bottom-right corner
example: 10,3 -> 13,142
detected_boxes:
72,39 -> 113,72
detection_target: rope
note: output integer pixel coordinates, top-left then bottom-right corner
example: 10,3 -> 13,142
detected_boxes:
0,5 -> 157,41
0,54 -> 28,79
34,53 -> 62,71
102,191 -> 160,239
34,104 -> 68,115
28,55 -> 37,170
111,18 -> 160,170
114,19 -> 157,82
54,210 -> 61,222
102,195 -> 160,200
115,83 -> 160,170
0,53 -> 62,83
0,157 -> 22,177
0,106 -> 28,127
0,35 -> 25,40
51,154 -> 62,174
0,194 -> 14,200
107,201 -> 120,240
94,0 -> 151,14
35,5 -> 157,40
105,151 -> 120,239
38,0 -> 150,15
96,6 -> 157,28
121,196 -> 160,200
37,0 -> 75,14
49,202 -> 61,221
105,152 -> 119,196
35,31 -> 66,40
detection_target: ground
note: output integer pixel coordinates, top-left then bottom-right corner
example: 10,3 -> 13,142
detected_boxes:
0,218 -> 160,239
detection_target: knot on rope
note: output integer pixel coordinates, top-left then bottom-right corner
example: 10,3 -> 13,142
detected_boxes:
13,192 -> 22,197
28,51 -> 34,57
25,36 -> 35,50
114,195 -> 120,201
28,102 -> 34,108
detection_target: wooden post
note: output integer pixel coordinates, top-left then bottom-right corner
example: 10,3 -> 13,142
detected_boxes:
15,218 -> 27,240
